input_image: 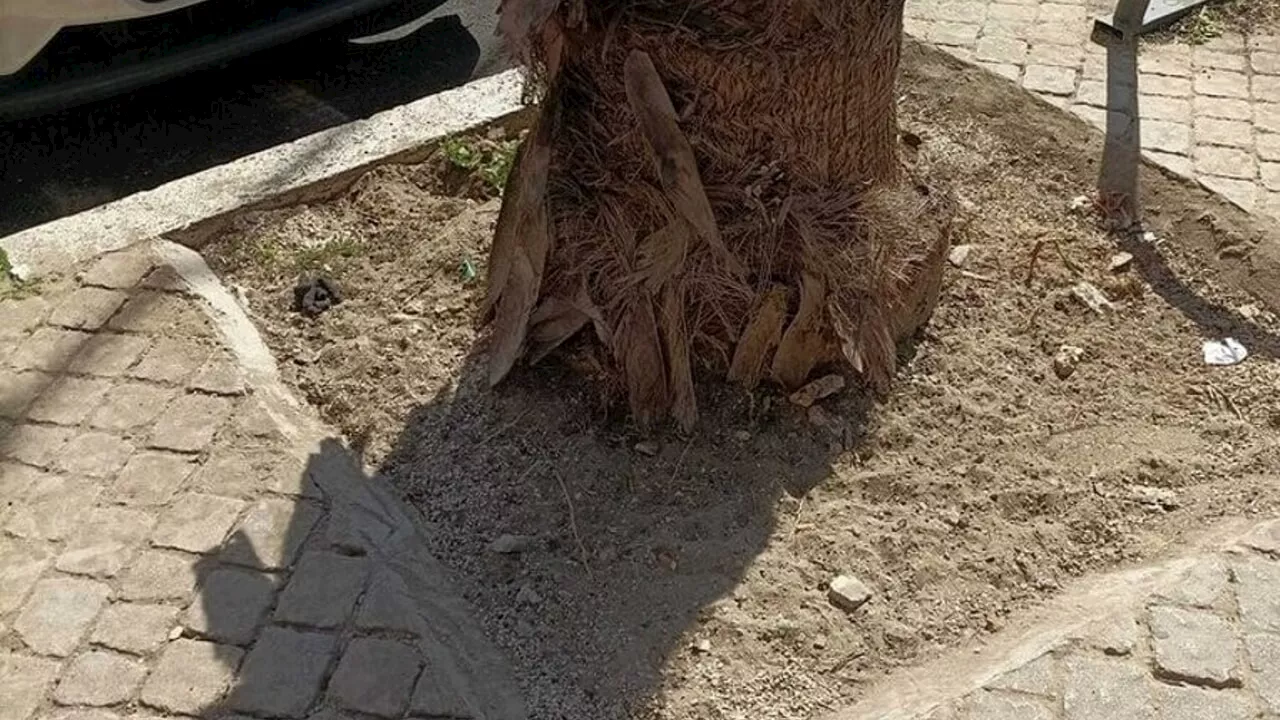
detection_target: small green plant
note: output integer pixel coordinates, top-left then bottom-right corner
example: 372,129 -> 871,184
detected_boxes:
441,135 -> 521,194
0,247 -> 38,300
293,238 -> 364,273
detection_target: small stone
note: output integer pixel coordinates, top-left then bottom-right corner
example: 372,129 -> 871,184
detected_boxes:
828,575 -> 872,612
54,651 -> 147,706
634,441 -> 659,456
948,244 -> 974,267
516,585 -> 543,605
13,577 -> 111,656
1071,282 -> 1116,314
789,374 -> 846,408
141,639 -> 242,715
228,628 -> 335,718
733,430 -> 752,442
1109,252 -> 1134,272
1053,345 -> 1085,380
90,602 -> 179,654
488,534 -> 538,554
1238,303 -> 1263,320
1127,484 -> 1179,510
327,638 -> 420,718
692,638 -> 713,654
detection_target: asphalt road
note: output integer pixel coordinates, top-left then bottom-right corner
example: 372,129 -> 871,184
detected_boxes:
0,0 -> 506,238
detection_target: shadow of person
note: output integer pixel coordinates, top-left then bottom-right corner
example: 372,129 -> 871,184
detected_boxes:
371,343 -> 872,717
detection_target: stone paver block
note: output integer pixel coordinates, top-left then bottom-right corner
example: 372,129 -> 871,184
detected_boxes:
1062,654 -> 1154,719
58,432 -> 134,478
1257,132 -> 1280,162
148,393 -> 234,453
1075,79 -> 1105,107
1245,632 -> 1280,713
119,550 -> 200,601
111,452 -> 195,506
57,506 -> 155,577
984,652 -> 1056,695
0,537 -> 53,615
328,638 -> 420,718
1023,64 -> 1076,95
1254,51 -> 1280,76
1141,73 -> 1192,98
128,338 -> 212,385
1195,145 -> 1256,179
1140,44 -> 1192,77
54,650 -> 147,706
5,473 -> 100,540
0,296 -> 50,338
1203,32 -> 1246,53
39,711 -> 122,720
983,3 -> 1037,37
1079,612 -> 1138,656
108,293 -> 208,336
1241,519 -> 1280,554
1261,162 -> 1280,191
184,566 -> 276,645
1258,103 -> 1280,134
221,498 -> 321,570
192,451 -> 262,498
410,667 -> 475,719
966,690 -> 1054,720
1026,19 -> 1085,45
1253,35 -> 1280,53
89,383 -> 176,432
1151,558 -> 1230,609
91,602 -> 179,655
1200,175 -> 1258,212
0,370 -> 52,419
355,569 -> 426,635
1153,683 -> 1253,720
1195,94 -> 1252,120
1141,95 -> 1192,123
1144,120 -> 1193,155
916,0 -> 988,23
980,62 -> 1021,81
65,333 -> 149,377
1255,74 -> 1280,102
1193,47 -> 1246,71
0,653 -> 59,720
140,264 -> 189,293
14,577 -> 111,656
141,638 -> 242,715
924,21 -> 980,46
228,627 -> 336,718
1028,43 -> 1082,68
976,36 -> 1026,64
48,288 -> 128,331
1233,556 -> 1280,633
152,493 -> 245,554
274,552 -> 368,628
1196,70 -> 1250,99
1,423 -> 73,467
1195,117 -> 1252,148
10,328 -> 92,372
190,355 -> 245,396
1148,606 -> 1239,686
81,249 -> 154,289
25,376 -> 113,425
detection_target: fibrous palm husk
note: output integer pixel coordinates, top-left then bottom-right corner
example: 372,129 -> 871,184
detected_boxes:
484,0 -> 955,431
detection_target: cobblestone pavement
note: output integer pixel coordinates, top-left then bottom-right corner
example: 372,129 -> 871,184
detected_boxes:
0,242 -> 525,720
831,520 -> 1280,720
904,0 -> 1280,216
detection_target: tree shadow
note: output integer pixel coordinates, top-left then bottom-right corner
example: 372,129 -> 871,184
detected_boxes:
369,342 -> 873,716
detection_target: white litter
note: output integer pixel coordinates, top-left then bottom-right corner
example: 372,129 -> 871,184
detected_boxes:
1203,338 -> 1248,366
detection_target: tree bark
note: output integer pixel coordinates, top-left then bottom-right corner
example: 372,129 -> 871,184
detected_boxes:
484,0 -> 953,430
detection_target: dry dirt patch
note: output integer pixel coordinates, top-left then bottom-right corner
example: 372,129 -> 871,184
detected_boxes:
203,43 -> 1280,720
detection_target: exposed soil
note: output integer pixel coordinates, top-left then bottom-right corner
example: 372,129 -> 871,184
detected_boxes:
202,42 -> 1280,720
1151,0 -> 1280,44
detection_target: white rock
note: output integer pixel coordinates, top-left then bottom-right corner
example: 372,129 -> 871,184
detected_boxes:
1070,282 -> 1116,315
789,374 -> 846,408
828,575 -> 872,613
516,585 -> 542,605
1109,252 -> 1133,272
1053,345 -> 1085,380
948,244 -> 973,267
489,534 -> 538,554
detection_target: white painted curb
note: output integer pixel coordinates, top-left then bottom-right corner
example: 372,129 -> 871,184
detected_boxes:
2,68 -> 526,274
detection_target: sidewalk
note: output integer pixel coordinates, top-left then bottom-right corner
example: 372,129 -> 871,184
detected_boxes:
0,241 -> 525,720
828,520 -> 1280,720
904,0 -> 1280,216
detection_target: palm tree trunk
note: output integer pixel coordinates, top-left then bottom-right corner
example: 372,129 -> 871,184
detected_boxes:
483,0 -> 953,430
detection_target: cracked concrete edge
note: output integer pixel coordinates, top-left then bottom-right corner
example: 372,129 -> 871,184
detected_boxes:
822,517 -> 1268,720
0,67 -> 526,276
158,239 -> 529,720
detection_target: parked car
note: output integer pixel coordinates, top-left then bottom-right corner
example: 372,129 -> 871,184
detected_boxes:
0,0 -> 411,120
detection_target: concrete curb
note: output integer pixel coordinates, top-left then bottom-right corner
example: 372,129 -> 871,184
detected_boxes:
1,68 -> 526,275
